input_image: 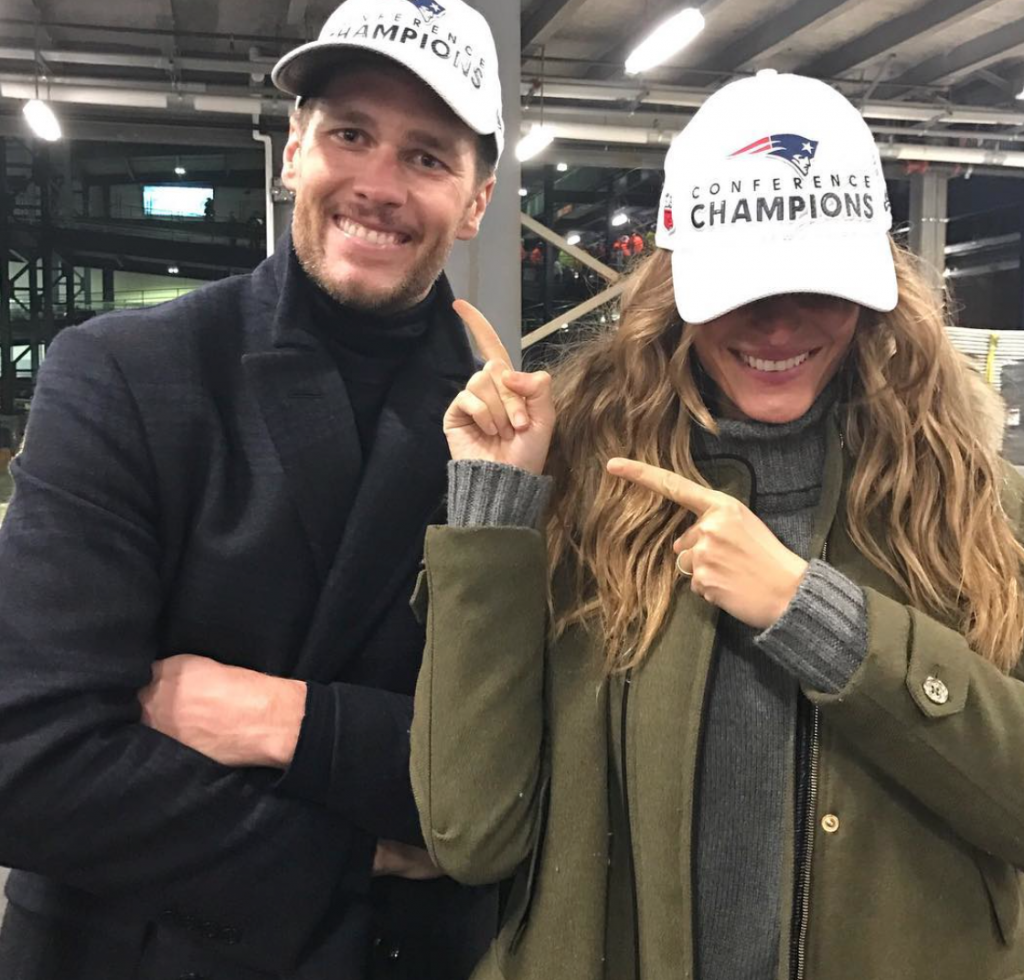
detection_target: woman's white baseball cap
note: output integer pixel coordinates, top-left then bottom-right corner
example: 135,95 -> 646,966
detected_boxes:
655,70 -> 898,324
272,0 -> 505,159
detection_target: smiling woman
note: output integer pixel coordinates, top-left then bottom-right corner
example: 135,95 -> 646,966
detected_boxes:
411,70 -> 1024,980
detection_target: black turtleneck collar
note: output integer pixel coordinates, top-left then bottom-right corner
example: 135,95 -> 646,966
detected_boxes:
291,245 -> 439,455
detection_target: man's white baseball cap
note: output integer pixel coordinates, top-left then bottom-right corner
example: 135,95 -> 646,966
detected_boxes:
655,71 -> 897,324
272,0 -> 504,160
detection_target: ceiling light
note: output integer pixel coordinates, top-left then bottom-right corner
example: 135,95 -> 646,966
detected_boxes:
22,99 -> 61,142
612,212 -> 629,227
625,8 -> 705,75
567,233 -> 581,246
1017,85 -> 1024,100
174,166 -> 187,176
557,162 -> 568,172
516,124 -> 555,162
519,187 -> 529,197
168,266 -> 180,275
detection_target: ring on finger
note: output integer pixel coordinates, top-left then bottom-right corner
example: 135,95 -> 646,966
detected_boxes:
675,551 -> 692,578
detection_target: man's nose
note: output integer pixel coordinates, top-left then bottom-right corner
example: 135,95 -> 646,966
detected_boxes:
351,150 -> 408,209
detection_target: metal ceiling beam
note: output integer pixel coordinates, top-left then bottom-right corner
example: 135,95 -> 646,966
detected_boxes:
0,114 -> 275,147
583,0 -> 732,82
889,18 -> 1024,88
800,0 -> 1005,79
0,44 -> 279,76
522,0 -> 590,49
684,0 -> 858,75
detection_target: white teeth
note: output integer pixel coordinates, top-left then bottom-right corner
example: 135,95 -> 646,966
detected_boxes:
339,217 -> 403,247
739,351 -> 811,373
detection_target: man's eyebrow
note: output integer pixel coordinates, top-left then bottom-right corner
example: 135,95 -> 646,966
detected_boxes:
318,108 -> 459,156
319,108 -> 375,128
405,130 -> 458,156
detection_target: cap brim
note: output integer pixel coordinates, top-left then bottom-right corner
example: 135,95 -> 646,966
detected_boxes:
671,229 -> 898,325
271,40 -> 501,144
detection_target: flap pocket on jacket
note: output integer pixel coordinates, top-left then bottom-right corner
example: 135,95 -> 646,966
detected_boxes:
977,851 -> 1023,945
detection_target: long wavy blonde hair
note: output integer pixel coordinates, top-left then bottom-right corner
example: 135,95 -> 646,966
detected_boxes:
544,243 -> 1024,675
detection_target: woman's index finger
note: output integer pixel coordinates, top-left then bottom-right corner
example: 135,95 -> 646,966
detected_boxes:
606,458 -> 717,516
453,299 -> 513,368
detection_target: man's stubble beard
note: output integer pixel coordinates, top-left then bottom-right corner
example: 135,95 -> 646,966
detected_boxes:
291,194 -> 457,315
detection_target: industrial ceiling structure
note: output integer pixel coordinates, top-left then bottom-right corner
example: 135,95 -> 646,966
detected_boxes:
0,0 -> 1022,161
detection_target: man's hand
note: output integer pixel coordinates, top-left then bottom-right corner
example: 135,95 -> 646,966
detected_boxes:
607,457 -> 810,630
139,654 -> 307,768
373,840 -> 445,881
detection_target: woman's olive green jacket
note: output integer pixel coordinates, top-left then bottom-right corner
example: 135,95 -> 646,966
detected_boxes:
411,417 -> 1024,980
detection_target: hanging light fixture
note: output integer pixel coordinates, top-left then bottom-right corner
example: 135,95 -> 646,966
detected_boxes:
24,42 -> 62,142
517,50 -> 555,163
625,8 -> 705,76
23,99 -> 61,142
516,124 -> 555,162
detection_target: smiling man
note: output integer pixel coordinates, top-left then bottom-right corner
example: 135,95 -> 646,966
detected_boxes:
0,1 -> 503,979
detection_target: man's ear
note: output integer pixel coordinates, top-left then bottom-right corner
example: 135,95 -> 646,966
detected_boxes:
281,118 -> 305,192
456,176 -> 497,241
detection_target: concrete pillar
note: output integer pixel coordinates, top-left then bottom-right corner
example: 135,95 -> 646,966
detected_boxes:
444,0 -> 522,366
909,170 -> 949,297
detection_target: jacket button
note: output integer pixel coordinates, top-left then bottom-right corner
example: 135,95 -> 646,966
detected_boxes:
821,814 -> 840,834
923,676 -> 949,705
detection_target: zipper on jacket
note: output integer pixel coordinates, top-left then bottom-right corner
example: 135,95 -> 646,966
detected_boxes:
621,670 -> 642,979
790,538 -> 827,980
791,703 -> 820,980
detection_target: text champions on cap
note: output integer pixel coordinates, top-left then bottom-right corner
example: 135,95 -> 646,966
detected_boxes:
327,8 -> 488,90
668,170 -> 892,234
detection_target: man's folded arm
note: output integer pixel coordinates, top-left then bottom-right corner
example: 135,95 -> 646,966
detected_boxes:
0,327 -> 357,974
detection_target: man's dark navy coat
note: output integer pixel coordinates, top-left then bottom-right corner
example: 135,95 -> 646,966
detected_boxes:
0,239 -> 494,979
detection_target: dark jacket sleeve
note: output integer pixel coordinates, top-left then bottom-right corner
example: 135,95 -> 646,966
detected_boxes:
276,681 -> 425,846
0,327 -> 357,974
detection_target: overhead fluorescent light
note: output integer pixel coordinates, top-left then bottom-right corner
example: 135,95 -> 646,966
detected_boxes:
625,8 -> 705,76
557,162 -> 569,172
612,212 -> 629,227
22,99 -> 61,141
567,233 -> 581,246
174,166 -> 187,176
516,124 -> 555,162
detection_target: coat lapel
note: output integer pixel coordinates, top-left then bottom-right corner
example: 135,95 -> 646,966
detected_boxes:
242,241 -> 362,581
296,276 -> 475,680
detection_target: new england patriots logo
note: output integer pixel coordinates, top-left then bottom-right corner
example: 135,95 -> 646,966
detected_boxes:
406,0 -> 446,20
730,134 -> 819,176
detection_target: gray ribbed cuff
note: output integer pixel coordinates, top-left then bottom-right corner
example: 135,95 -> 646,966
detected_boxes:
447,459 -> 553,530
756,559 -> 868,694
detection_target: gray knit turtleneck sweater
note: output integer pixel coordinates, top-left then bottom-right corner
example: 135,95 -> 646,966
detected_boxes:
446,390 -> 867,980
